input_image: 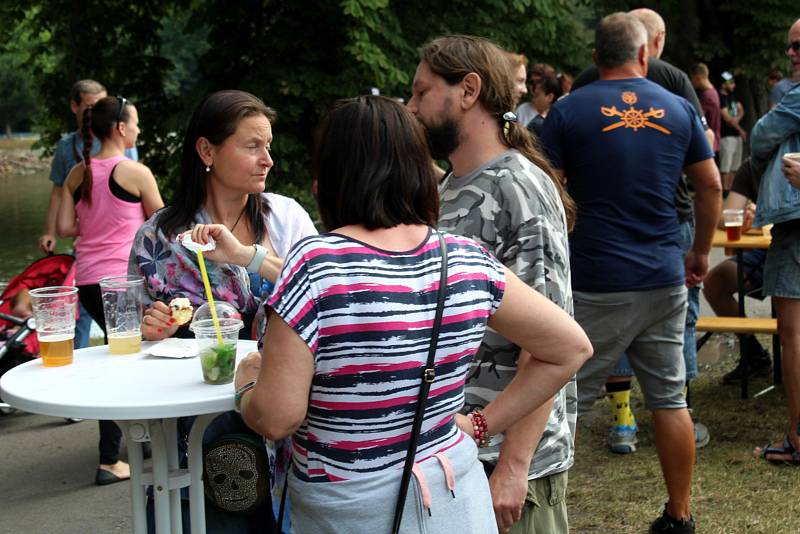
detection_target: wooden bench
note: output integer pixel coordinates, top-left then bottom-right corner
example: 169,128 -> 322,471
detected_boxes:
696,316 -> 777,335
695,316 -> 780,398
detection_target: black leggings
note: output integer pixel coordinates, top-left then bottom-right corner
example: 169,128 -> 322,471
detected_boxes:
78,284 -> 106,343
78,284 -> 122,465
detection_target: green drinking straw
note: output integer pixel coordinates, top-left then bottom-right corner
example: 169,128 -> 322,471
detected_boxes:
196,250 -> 224,345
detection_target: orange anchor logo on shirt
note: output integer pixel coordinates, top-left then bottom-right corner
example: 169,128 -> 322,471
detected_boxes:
600,91 -> 671,135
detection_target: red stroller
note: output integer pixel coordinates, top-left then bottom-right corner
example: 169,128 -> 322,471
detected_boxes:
0,254 -> 76,413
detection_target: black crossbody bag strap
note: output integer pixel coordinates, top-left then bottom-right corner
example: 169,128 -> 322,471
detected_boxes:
391,231 -> 448,534
274,472 -> 289,533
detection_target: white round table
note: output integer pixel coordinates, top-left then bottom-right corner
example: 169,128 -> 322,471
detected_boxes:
0,340 -> 258,534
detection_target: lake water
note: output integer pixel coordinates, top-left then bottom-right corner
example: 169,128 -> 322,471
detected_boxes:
0,169 -> 106,336
0,170 -> 60,285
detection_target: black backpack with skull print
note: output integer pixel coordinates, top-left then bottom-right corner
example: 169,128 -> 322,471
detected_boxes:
203,433 -> 269,515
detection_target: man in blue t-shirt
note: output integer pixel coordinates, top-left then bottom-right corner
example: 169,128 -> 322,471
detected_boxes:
541,13 -> 721,534
38,79 -> 138,349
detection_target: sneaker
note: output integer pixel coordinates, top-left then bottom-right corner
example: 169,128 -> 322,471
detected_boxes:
608,425 -> 638,454
693,422 -> 710,449
649,506 -> 695,533
722,351 -> 771,385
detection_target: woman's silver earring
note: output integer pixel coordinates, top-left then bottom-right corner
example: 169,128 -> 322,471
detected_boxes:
205,165 -> 211,172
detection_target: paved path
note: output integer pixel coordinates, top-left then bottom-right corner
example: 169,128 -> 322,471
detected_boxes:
0,412 -> 133,533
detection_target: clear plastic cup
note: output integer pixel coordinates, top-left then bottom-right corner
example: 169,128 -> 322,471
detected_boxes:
99,275 -> 144,355
190,303 -> 243,385
722,208 -> 744,241
29,286 -> 78,367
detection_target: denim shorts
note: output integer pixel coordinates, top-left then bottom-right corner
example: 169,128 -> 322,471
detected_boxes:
763,227 -> 800,298
736,248 -> 767,300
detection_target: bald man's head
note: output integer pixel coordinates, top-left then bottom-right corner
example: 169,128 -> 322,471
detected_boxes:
629,8 -> 666,59
789,18 -> 800,79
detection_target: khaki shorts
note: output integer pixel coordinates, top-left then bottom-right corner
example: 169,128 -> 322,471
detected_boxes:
719,135 -> 743,173
508,470 -> 569,534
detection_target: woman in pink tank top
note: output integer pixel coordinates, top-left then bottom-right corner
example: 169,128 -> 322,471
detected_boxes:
56,96 -> 164,486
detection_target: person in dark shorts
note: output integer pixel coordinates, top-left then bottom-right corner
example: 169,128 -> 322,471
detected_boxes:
750,17 -> 800,464
703,158 -> 772,383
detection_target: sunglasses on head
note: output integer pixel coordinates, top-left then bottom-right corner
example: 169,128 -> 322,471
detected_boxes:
787,41 -> 800,53
116,96 -> 128,123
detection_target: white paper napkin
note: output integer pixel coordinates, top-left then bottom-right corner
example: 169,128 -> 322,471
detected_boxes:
178,231 -> 216,252
148,338 -> 198,358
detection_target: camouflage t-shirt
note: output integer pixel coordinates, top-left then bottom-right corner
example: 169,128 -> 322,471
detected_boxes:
438,149 -> 576,479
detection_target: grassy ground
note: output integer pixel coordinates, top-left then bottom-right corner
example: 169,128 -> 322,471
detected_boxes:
568,334 -> 799,533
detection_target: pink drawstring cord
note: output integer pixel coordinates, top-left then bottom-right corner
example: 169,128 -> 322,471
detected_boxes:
434,453 -> 456,498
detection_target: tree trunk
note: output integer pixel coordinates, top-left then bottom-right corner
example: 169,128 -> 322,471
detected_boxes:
736,75 -> 770,159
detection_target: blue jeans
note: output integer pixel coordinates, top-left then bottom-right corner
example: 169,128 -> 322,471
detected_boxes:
74,300 -> 92,349
610,219 -> 699,380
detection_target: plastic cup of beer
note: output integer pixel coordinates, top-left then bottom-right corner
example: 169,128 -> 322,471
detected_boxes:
99,275 -> 145,355
29,286 -> 78,367
722,208 -> 744,241
190,302 -> 243,385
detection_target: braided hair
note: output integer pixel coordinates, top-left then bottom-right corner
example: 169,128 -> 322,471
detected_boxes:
78,96 -> 131,206
80,106 -> 94,205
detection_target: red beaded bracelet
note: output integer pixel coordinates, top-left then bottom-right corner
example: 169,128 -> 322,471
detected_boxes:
467,410 -> 491,448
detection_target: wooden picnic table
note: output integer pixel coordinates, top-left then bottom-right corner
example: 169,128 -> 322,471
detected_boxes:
704,227 -> 779,398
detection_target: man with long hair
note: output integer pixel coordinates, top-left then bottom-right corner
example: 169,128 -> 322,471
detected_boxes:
408,35 -> 577,533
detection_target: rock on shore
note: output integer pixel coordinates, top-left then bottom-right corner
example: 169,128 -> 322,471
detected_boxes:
0,150 -> 51,175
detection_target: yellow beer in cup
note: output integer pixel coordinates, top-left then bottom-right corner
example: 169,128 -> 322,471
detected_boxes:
39,333 -> 75,367
29,286 -> 79,367
99,275 -> 145,355
107,331 -> 142,355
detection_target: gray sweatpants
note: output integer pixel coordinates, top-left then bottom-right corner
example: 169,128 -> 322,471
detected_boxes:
288,435 -> 498,533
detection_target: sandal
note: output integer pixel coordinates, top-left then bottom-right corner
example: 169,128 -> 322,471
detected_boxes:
758,435 -> 800,465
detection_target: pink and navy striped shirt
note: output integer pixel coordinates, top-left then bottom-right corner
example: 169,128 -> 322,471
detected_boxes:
267,229 -> 505,482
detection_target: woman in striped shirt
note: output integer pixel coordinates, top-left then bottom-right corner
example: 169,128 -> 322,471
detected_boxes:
234,96 -> 592,533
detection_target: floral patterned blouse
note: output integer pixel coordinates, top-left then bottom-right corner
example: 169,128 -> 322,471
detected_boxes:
128,192 -> 317,315
128,193 -> 316,500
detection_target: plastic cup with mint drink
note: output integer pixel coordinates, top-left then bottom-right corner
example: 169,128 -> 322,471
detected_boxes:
190,302 -> 243,384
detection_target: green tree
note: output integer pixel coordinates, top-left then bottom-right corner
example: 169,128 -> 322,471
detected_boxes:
0,10 -> 45,136
0,53 -> 37,135
189,0 -> 591,213
1,0 -> 592,215
591,0 -> 798,128
0,1 -> 177,184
